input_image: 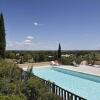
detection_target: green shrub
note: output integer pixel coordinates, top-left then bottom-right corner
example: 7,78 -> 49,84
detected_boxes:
0,60 -> 61,100
0,60 -> 22,81
41,92 -> 61,100
0,94 -> 26,100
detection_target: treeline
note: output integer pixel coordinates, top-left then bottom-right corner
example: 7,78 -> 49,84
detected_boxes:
62,50 -> 100,54
62,52 -> 97,65
5,50 -> 100,65
6,50 -> 58,63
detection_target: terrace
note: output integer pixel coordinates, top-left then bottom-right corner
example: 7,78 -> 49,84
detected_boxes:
18,62 -> 100,77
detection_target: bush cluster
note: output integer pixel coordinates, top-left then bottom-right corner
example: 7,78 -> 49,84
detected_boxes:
0,60 -> 60,100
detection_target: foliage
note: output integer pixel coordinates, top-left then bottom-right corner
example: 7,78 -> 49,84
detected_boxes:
0,95 -> 26,100
6,51 -> 57,63
5,50 -> 100,65
41,92 -> 61,100
57,43 -> 61,61
0,60 -> 22,81
88,52 -> 96,65
0,13 -> 6,59
62,55 -> 75,65
62,52 -> 97,65
0,60 -> 61,100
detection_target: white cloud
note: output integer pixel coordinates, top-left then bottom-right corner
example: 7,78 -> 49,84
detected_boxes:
6,39 -> 58,50
24,39 -> 32,45
27,36 -> 34,40
33,22 -> 44,26
34,22 -> 39,26
23,36 -> 34,45
6,36 -> 34,50
6,35 -> 59,50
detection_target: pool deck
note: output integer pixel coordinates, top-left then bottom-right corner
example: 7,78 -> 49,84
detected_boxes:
56,65 -> 100,77
18,62 -> 50,70
18,62 -> 100,77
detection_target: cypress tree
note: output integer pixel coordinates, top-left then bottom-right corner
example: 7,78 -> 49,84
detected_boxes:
0,13 -> 6,59
58,43 -> 61,61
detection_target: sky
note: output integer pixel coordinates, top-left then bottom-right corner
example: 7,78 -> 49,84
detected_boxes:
0,0 -> 100,50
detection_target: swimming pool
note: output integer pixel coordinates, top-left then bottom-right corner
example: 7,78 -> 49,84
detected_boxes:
32,66 -> 100,100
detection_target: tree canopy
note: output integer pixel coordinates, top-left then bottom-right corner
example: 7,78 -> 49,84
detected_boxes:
0,13 -> 6,59
57,43 -> 61,60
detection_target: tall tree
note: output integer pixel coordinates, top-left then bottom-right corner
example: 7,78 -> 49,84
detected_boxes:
58,43 -> 61,61
0,13 -> 6,59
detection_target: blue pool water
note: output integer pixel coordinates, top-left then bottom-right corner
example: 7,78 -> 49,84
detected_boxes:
32,66 -> 100,100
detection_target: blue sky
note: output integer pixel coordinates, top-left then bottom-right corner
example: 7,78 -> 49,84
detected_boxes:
0,0 -> 100,50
